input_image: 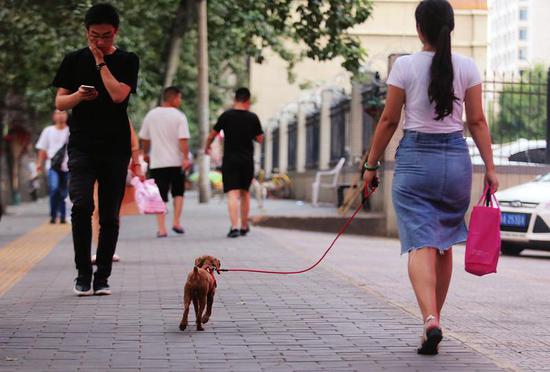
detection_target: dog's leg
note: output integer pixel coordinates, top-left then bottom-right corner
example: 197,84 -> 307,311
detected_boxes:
202,293 -> 214,324
196,295 -> 206,331
179,292 -> 191,331
192,296 -> 199,323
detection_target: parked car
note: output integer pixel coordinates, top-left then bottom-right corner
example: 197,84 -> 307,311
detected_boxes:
468,138 -> 546,166
495,173 -> 550,255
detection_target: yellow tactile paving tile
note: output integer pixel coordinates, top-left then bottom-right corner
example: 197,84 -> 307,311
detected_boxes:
0,222 -> 70,297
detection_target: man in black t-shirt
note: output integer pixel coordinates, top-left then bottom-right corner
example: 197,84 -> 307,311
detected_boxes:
205,87 -> 264,238
53,4 -> 139,296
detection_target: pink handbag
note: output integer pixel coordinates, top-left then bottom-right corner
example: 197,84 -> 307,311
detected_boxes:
465,186 -> 501,276
130,177 -> 166,215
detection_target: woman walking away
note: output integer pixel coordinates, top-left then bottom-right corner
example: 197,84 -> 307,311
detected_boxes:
363,0 -> 499,355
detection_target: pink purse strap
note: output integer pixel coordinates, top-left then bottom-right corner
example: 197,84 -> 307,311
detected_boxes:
477,184 -> 500,209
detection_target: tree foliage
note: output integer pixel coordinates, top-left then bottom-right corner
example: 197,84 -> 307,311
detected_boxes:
0,0 -> 372,147
492,65 -> 548,143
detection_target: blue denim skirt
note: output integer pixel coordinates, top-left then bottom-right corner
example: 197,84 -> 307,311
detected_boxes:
392,130 -> 472,255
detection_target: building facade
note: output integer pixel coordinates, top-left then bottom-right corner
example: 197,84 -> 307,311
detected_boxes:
488,0 -> 550,73
250,0 -> 488,124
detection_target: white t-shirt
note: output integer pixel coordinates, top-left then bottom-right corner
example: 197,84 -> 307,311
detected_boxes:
35,125 -> 70,172
139,107 -> 191,169
386,52 -> 482,133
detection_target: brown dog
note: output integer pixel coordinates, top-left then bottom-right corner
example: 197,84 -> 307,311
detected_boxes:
179,255 -> 221,331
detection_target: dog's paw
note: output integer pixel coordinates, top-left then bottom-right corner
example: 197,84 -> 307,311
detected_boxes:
196,325 -> 204,331
179,323 -> 187,331
201,315 -> 210,324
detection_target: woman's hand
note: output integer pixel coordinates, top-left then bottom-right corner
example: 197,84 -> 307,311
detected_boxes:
363,170 -> 380,194
485,170 -> 499,193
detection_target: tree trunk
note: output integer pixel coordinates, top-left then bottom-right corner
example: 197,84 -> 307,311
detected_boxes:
162,0 -> 192,90
197,0 -> 210,203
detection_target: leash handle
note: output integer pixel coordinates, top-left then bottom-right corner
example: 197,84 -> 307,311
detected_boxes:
222,187 -> 376,275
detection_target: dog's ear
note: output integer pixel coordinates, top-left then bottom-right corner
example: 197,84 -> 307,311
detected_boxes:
194,256 -> 206,267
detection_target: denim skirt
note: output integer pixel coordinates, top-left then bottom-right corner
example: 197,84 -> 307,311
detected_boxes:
392,130 -> 472,255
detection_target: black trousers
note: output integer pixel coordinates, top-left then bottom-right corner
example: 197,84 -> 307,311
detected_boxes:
68,150 -> 129,283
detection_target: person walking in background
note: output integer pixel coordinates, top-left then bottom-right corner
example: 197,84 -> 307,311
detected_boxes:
36,109 -> 70,224
139,86 -> 190,237
205,87 -> 264,238
53,3 -> 139,296
363,0 -> 499,355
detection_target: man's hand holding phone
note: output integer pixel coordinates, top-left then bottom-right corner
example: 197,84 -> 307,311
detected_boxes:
78,85 -> 98,101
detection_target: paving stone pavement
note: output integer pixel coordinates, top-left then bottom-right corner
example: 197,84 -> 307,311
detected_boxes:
259,218 -> 550,372
0,193 -> 505,371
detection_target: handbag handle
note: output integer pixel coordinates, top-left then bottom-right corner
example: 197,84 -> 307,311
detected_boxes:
477,184 -> 499,209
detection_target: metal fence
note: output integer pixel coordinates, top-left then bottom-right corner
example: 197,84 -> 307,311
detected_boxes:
330,99 -> 349,165
272,127 -> 279,170
482,69 -> 549,167
305,112 -> 320,169
287,121 -> 297,171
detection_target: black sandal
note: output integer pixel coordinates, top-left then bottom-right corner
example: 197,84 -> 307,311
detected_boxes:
417,315 -> 443,355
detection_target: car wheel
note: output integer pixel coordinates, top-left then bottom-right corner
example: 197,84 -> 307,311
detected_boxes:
501,242 -> 524,256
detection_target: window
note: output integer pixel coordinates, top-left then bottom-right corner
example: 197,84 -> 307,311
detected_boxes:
519,8 -> 528,21
519,29 -> 527,41
519,48 -> 527,60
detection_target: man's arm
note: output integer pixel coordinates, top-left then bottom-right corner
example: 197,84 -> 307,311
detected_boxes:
255,134 -> 264,144
89,44 -> 132,103
36,150 -> 48,174
179,138 -> 190,169
204,129 -> 219,155
141,139 -> 151,156
55,87 -> 98,111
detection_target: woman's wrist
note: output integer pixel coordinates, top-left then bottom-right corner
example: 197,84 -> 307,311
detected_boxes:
364,160 -> 381,171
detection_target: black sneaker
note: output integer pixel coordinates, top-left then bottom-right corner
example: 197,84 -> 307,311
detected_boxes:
60,218 -> 66,224
73,278 -> 93,296
240,227 -> 250,236
93,281 -> 111,296
227,228 -> 240,238
50,217 -> 56,224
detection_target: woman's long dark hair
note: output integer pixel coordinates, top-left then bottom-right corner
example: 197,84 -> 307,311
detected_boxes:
415,0 -> 457,120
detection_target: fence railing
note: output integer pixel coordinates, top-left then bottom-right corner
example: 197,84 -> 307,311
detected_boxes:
330,99 -> 349,165
305,112 -> 320,169
481,69 -> 549,167
272,127 -> 279,170
287,121 -> 297,171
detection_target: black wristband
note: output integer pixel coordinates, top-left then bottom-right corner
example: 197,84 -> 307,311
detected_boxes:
96,62 -> 107,71
364,161 -> 381,171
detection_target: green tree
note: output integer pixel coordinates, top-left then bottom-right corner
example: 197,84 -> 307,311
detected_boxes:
492,65 -> 548,143
0,0 -> 372,140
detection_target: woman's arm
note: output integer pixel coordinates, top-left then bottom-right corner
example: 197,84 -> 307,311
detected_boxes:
365,86 -> 405,167
363,85 -> 405,189
464,84 -> 499,192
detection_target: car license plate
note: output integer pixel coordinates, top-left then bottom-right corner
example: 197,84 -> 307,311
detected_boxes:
501,212 -> 528,227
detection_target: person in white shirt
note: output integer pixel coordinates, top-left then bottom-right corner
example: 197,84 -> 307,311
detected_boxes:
139,86 -> 191,237
36,109 -> 70,224
363,0 -> 499,355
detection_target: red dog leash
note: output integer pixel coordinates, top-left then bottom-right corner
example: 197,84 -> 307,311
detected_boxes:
219,184 -> 377,275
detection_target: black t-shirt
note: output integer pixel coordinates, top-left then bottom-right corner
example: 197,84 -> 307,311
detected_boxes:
213,109 -> 263,163
52,47 -> 139,157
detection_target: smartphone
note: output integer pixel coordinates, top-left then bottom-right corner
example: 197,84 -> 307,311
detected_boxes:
81,85 -> 96,91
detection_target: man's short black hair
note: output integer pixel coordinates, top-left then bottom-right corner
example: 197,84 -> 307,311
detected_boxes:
85,3 -> 120,29
235,87 -> 251,102
163,86 -> 182,102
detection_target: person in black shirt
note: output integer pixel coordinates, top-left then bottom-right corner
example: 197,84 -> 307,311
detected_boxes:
205,87 -> 264,238
53,3 -> 139,296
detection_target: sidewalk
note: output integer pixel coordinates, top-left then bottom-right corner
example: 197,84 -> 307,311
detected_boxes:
0,193 -> 504,371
